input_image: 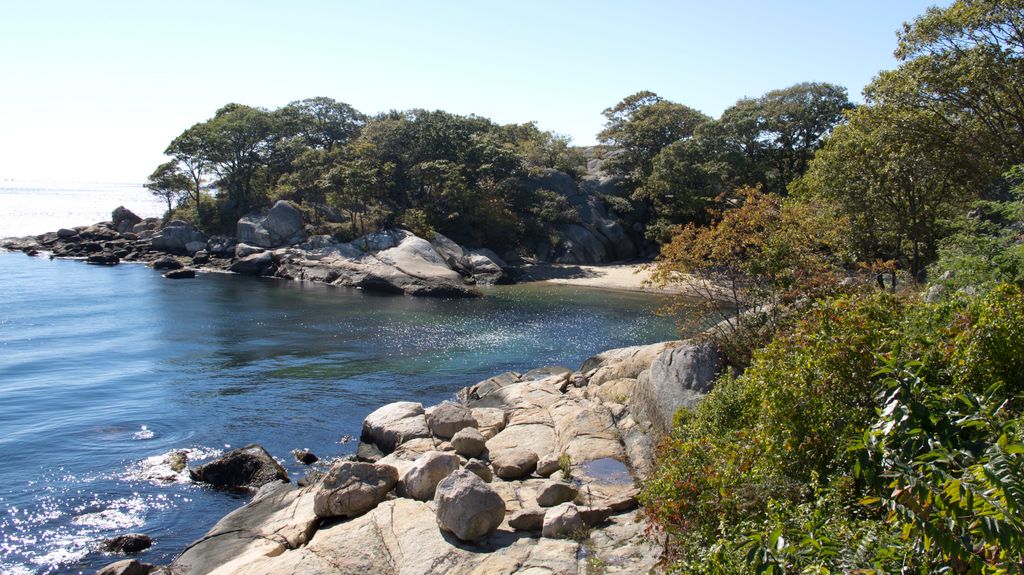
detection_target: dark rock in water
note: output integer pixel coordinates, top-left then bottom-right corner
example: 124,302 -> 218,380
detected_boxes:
101,533 -> 153,554
151,256 -> 183,271
228,251 -> 274,276
167,451 -> 188,473
25,249 -> 40,257
87,253 -> 120,265
191,250 -> 210,265
95,558 -> 154,575
293,449 -> 319,465
163,268 -> 196,279
112,206 -> 142,234
188,444 -> 289,489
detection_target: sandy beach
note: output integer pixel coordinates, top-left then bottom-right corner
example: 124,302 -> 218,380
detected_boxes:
515,262 -> 689,294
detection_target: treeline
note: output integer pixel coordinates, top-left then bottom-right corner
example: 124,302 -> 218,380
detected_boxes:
147,100 -> 583,252
643,1 -> 1024,573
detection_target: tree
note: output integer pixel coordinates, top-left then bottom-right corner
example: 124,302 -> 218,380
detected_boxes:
278,97 -> 365,151
799,103 -> 982,278
165,122 -> 212,213
872,0 -> 1024,169
145,161 -> 191,214
598,91 -> 710,188
204,103 -> 277,216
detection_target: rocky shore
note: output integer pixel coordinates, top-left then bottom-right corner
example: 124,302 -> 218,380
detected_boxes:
0,201 -> 515,297
94,337 -> 721,575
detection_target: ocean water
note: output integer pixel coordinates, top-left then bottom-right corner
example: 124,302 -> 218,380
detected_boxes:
0,182 -> 165,238
0,250 -> 678,574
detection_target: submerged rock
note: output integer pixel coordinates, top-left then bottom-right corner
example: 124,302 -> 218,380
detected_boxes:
292,449 -> 319,465
100,533 -> 153,554
86,253 -> 120,265
163,268 -> 196,279
188,444 -> 289,489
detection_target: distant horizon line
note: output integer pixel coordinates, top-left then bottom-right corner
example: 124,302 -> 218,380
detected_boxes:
0,179 -> 146,187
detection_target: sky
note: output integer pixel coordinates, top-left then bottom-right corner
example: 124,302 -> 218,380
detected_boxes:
0,0 -> 950,184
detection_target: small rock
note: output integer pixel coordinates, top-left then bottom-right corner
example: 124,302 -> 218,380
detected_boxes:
167,451 -> 187,473
191,250 -> 210,265
293,449 -> 319,465
313,461 -> 398,519
398,451 -> 461,501
463,459 -> 493,482
536,453 -> 561,478
541,502 -> 584,539
151,256 -> 183,271
490,448 -> 538,480
434,469 -> 506,542
579,505 -> 613,526
188,444 -> 289,489
451,427 -> 486,458
57,228 -> 78,238
101,533 -> 153,554
508,507 -> 546,531
297,470 -> 326,488
95,559 -> 153,575
234,243 -> 265,258
426,401 -> 477,440
606,491 -> 639,512
536,478 -> 578,507
163,268 -> 196,279
355,441 -> 383,462
569,373 -> 587,388
86,253 -> 120,265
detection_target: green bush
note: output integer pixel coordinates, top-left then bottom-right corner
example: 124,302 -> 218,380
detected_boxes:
642,285 -> 1024,574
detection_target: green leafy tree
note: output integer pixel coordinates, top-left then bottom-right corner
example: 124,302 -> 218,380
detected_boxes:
145,161 -> 191,214
164,122 -> 212,214
278,97 -> 365,151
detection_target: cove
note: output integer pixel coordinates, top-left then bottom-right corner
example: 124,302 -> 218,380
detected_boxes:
0,252 -> 676,575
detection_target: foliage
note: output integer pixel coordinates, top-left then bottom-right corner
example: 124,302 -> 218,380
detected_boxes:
145,160 -> 191,215
642,285 -> 1024,575
931,166 -> 1024,291
651,188 -> 850,365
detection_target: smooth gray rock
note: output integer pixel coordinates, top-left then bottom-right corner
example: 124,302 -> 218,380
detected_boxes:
398,451 -> 461,501
426,401 -> 477,440
150,220 -> 205,254
95,559 -> 153,575
541,502 -> 584,539
631,340 -> 721,437
451,426 -> 486,458
188,444 -> 289,489
463,459 -> 493,482
434,469 -> 505,542
491,448 -> 539,480
360,401 -> 431,454
112,206 -> 142,234
536,479 -> 578,507
508,507 -> 546,531
228,251 -> 274,276
237,200 -> 306,248
313,461 -> 398,518
234,242 -> 265,258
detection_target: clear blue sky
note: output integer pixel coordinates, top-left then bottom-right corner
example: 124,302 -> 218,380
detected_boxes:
0,0 -> 949,184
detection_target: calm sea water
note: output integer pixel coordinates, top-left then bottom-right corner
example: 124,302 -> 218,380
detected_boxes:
0,249 -> 676,574
0,182 -> 165,238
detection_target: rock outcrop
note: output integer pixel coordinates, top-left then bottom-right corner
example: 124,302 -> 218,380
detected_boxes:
188,444 -> 289,490
313,461 -> 398,519
150,220 -> 206,254
237,200 -> 307,248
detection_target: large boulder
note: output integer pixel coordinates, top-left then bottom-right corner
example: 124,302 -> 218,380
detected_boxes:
228,251 -> 274,276
451,427 -> 486,458
536,479 -> 578,507
434,469 -> 506,542
188,444 -> 289,489
313,461 -> 398,519
541,502 -> 584,539
490,448 -> 539,480
150,220 -> 206,254
111,206 -> 142,234
429,233 -> 509,284
426,401 -> 476,440
631,340 -> 721,437
360,401 -> 431,454
237,200 -> 307,248
397,451 -> 460,501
